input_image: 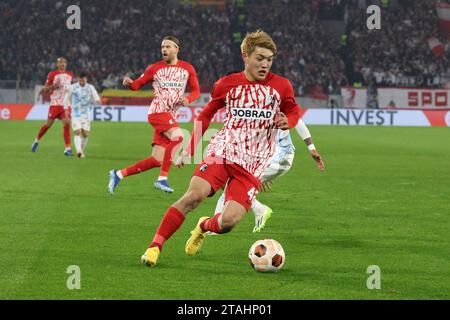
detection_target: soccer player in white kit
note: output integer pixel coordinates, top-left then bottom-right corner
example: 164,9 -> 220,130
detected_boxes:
63,73 -> 101,158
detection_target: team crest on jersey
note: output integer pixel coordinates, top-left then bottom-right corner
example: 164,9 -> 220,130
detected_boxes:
200,164 -> 208,172
259,95 -> 275,107
269,95 -> 275,106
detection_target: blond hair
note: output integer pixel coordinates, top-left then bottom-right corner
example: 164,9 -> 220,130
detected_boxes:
240,30 -> 277,56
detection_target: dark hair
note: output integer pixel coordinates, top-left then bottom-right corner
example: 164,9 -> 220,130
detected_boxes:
163,36 -> 181,50
78,72 -> 88,78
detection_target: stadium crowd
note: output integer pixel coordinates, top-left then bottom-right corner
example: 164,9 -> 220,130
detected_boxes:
0,0 -> 448,96
239,1 -> 348,96
0,0 -> 233,92
345,0 -> 449,88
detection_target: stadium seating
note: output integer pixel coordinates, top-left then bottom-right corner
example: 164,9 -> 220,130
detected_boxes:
0,0 -> 447,97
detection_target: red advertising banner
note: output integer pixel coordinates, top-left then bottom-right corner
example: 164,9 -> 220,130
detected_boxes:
0,104 -> 34,120
341,88 -> 450,109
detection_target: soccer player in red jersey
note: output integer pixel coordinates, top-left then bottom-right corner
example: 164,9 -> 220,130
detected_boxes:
141,30 -> 324,267
31,57 -> 74,156
108,36 -> 200,194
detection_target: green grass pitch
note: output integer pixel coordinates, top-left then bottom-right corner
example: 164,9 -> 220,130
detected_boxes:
0,120 -> 449,299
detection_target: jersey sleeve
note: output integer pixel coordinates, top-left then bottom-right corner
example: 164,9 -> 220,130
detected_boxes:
63,85 -> 74,110
90,85 -> 101,103
279,79 -> 301,129
129,64 -> 156,91
186,64 -> 201,104
186,78 -> 227,156
46,72 -> 55,86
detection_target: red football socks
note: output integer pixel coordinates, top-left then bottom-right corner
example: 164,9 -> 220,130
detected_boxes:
150,207 -> 186,251
64,124 -> 71,148
36,124 -> 49,140
201,214 -> 223,234
121,156 -> 161,177
36,123 -> 71,148
160,136 -> 184,177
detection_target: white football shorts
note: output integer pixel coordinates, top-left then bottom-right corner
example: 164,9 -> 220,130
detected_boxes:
261,153 -> 295,183
72,117 -> 91,132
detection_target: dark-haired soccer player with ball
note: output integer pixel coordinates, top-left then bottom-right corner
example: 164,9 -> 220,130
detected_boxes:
108,36 -> 200,194
141,30 -> 324,267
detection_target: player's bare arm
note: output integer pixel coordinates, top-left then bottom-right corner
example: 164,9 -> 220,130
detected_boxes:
304,137 -> 325,171
175,149 -> 190,168
43,82 -> 60,93
259,180 -> 273,192
124,66 -> 155,91
177,97 -> 190,107
123,76 -> 133,87
176,81 -> 224,168
275,112 -> 289,130
295,118 -> 325,171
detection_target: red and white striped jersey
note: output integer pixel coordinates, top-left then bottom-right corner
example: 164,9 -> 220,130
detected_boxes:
188,72 -> 301,179
128,60 -> 200,118
46,70 -> 74,106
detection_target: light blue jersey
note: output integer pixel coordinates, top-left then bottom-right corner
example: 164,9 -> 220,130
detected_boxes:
271,130 -> 295,163
64,83 -> 100,119
260,130 -> 295,183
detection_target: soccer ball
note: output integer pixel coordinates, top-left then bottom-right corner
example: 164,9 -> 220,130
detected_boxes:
248,239 -> 285,273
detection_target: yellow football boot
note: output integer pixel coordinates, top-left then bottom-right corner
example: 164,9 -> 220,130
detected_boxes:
141,247 -> 160,267
185,217 -> 209,256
